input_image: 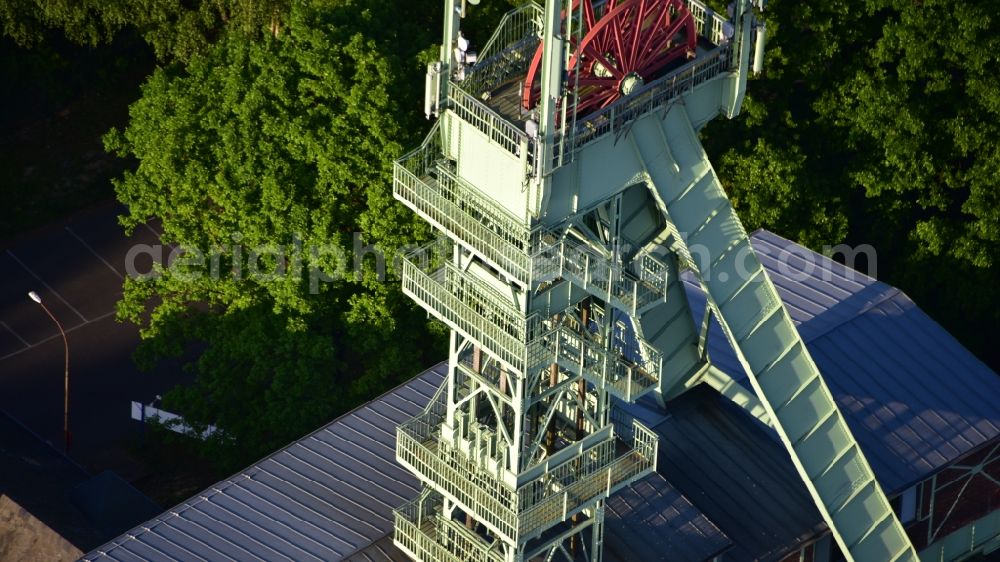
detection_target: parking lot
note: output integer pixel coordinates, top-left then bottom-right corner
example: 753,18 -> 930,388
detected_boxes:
0,202 -> 190,475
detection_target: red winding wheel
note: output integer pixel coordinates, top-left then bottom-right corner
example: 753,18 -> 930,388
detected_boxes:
522,0 -> 697,116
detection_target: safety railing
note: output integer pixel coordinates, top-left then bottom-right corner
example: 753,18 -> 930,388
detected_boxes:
461,2 -> 543,98
684,0 -> 731,46
611,408 -> 660,461
545,237 -> 669,315
539,325 -> 661,402
435,165 -> 533,243
401,249 -> 545,371
477,2 -> 544,63
448,84 -> 530,157
462,37 -> 540,100
516,417 -> 657,536
397,405 -> 657,542
394,131 -> 543,281
394,495 -> 507,562
637,252 -> 671,290
397,393 -> 520,540
559,43 -> 732,158
396,150 -> 673,302
396,141 -> 671,299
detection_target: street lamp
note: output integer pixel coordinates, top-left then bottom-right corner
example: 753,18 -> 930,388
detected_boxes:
28,290 -> 70,454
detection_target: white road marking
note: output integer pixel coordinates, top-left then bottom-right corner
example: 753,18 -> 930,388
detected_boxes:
6,249 -> 88,323
0,321 -> 30,347
65,226 -> 125,280
0,310 -> 116,363
143,223 -> 162,238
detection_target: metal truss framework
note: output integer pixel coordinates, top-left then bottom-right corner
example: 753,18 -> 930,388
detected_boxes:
392,0 -> 920,561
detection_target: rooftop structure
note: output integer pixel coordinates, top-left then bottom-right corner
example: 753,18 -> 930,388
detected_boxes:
81,232 -> 1000,561
394,0 -> 919,559
65,0 -> 1000,559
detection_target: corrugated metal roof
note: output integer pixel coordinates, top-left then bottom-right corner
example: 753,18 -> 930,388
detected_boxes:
81,229 -> 1000,561
341,536 -> 408,562
655,386 -> 826,562
684,230 -> 1000,492
82,365 -> 444,562
603,472 -> 731,561
83,363 -> 728,561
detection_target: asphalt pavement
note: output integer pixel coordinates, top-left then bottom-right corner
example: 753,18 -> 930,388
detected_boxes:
0,201 -> 191,475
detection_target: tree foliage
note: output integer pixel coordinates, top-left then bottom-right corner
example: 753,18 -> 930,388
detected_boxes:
104,0 -> 445,468
6,0 -> 998,467
704,0 -> 1000,367
1,0 -> 291,61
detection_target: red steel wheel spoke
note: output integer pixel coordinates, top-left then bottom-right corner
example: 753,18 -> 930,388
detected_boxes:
583,0 -> 597,30
577,77 -> 618,87
610,8 -> 627,68
583,45 -> 625,79
636,14 -> 687,70
523,0 -> 696,114
627,0 -> 649,69
634,4 -> 668,68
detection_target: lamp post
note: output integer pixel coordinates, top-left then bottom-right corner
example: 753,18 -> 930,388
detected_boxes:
28,290 -> 70,454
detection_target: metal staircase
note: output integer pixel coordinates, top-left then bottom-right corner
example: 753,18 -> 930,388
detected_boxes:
628,108 -> 920,562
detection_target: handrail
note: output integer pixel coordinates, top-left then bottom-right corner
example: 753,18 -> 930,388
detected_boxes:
448,84 -> 529,157
684,0 -> 731,46
394,498 -> 507,562
476,2 -> 544,62
559,44 -> 732,159
460,2 -> 543,97
540,324 -> 661,402
401,249 -> 545,371
397,407 -> 657,540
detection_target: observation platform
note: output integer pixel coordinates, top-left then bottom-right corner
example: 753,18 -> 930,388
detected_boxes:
444,0 -> 736,162
394,379 -> 658,544
478,35 -> 723,132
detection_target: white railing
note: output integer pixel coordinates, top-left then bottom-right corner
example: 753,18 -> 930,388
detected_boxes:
477,2 -> 544,62
394,131 -> 543,281
461,3 -> 543,97
396,158 -> 673,299
541,237 -> 669,314
540,325 -> 661,402
394,495 -> 507,562
559,43 -> 732,158
401,248 -> 547,371
448,84 -> 529,157
684,0 -> 731,46
516,417 -> 657,535
397,408 -> 657,541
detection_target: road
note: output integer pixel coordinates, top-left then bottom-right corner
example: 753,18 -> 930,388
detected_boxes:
0,201 -> 191,476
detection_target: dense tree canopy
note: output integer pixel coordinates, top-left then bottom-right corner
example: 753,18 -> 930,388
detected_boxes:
704,0 -> 999,365
4,0 -> 997,467
1,0 -> 291,61
102,0 -> 445,468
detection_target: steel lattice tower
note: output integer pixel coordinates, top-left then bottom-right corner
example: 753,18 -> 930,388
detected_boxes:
391,1 -> 920,561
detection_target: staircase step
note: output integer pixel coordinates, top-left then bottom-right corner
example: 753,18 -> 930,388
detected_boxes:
774,377 -> 833,443
667,170 -> 722,218
628,107 -> 917,562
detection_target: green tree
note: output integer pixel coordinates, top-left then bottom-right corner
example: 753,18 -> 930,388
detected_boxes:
1,0 -> 291,61
704,0 -> 1000,368
105,0 -> 445,469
